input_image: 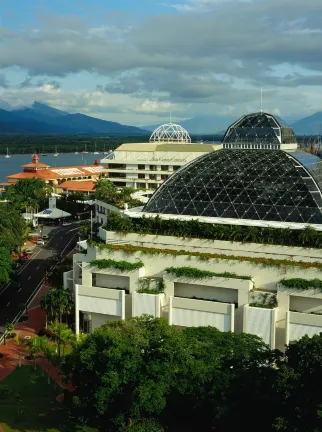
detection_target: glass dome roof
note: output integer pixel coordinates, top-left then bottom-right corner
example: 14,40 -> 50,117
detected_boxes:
222,112 -> 297,148
149,123 -> 191,143
143,149 -> 322,224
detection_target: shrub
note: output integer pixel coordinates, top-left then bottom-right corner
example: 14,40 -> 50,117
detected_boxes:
90,259 -> 144,272
165,266 -> 252,280
280,278 -> 322,292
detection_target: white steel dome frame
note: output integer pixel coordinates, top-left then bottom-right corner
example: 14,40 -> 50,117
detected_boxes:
149,122 -> 191,143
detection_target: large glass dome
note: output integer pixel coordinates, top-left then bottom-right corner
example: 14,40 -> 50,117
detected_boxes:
222,112 -> 297,149
149,122 -> 191,143
143,149 -> 322,224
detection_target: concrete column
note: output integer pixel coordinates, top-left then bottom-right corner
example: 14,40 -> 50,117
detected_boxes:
132,292 -> 136,317
243,304 -> 249,333
229,304 -> 235,332
285,311 -> 290,346
270,308 -> 277,349
121,290 -> 126,320
156,294 -> 161,318
75,284 -> 79,337
168,296 -> 173,325
276,292 -> 290,351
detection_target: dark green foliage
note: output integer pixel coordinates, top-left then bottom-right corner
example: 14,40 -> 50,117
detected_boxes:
90,258 -> 144,272
280,278 -> 322,291
103,212 -> 322,249
274,335 -> 322,431
63,317 -> 276,432
95,179 -> 142,209
165,266 -> 252,280
6,178 -> 51,210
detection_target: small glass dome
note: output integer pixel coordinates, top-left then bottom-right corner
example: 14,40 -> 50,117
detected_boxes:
149,123 -> 191,143
222,112 -> 297,150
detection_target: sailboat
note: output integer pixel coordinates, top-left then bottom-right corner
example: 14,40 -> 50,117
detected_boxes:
93,142 -> 99,154
53,146 -> 59,156
82,143 -> 88,154
4,147 -> 11,158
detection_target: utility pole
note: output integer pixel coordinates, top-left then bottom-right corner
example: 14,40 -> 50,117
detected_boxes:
90,209 -> 93,240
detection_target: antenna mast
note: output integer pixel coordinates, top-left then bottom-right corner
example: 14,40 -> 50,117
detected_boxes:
260,88 -> 263,112
170,111 -> 172,124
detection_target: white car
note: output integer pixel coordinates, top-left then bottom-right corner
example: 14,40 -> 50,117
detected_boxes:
36,239 -> 45,246
62,221 -> 72,226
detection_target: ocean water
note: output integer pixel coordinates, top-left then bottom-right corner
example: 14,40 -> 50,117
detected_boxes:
0,153 -> 105,183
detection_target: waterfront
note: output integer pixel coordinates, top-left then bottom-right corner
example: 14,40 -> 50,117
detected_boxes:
0,152 -> 104,182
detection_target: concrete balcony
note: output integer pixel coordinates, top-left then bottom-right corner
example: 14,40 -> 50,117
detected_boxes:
286,310 -> 322,344
168,296 -> 234,331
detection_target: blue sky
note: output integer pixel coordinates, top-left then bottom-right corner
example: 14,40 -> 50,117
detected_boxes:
1,0 -> 322,126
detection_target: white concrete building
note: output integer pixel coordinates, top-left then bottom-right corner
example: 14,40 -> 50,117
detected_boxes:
64,111 -> 322,351
100,123 -> 222,190
65,226 -> 322,351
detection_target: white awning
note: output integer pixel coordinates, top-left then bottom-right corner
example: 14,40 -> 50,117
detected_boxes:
34,207 -> 71,219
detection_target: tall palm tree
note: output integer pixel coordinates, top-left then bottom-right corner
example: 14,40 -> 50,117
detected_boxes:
13,335 -> 26,368
41,287 -> 73,323
50,322 -> 75,360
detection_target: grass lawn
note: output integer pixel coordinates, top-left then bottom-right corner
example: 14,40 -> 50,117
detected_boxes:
0,366 -> 95,432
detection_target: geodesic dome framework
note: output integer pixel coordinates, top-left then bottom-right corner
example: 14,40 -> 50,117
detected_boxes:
149,123 -> 191,143
143,149 -> 322,224
222,112 -> 297,148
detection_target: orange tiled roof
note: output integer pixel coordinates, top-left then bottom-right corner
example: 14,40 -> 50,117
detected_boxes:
59,180 -> 95,192
7,165 -> 104,181
23,163 -> 50,168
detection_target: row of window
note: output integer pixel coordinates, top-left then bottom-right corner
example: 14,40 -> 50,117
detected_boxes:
223,143 -> 280,150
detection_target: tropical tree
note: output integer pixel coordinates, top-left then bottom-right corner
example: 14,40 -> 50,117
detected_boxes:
6,178 -> 51,211
50,322 -> 75,360
62,316 -> 274,431
27,338 -> 41,369
14,335 -> 26,368
40,287 -> 73,323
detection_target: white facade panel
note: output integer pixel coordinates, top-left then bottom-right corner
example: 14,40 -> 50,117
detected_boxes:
79,295 -> 122,317
172,307 -> 231,331
289,323 -> 322,341
134,293 -> 158,317
246,307 -> 272,345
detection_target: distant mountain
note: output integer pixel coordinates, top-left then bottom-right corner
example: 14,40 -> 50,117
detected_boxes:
1,102 -> 149,135
145,115 -> 238,135
145,114 -> 300,135
291,112 -> 322,135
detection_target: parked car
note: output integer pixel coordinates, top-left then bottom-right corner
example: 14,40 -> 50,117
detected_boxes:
42,234 -> 49,239
36,239 -> 45,246
62,221 -> 72,226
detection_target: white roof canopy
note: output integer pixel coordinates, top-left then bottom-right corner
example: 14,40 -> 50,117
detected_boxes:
34,207 -> 71,219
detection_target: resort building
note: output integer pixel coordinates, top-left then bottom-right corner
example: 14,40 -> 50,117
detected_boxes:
7,154 -> 106,192
65,112 -> 322,351
100,122 -> 222,190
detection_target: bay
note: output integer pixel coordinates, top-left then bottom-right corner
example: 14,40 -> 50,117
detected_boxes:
0,153 -> 104,183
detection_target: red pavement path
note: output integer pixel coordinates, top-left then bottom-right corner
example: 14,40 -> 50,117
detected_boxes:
0,283 -> 70,388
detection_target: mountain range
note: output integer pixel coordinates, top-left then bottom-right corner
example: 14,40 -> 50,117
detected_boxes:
145,112 -> 322,136
0,102 -> 148,135
0,101 -> 322,136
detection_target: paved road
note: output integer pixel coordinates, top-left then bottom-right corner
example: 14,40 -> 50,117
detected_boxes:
0,224 -> 79,326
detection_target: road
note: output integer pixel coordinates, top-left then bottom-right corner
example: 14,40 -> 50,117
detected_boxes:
0,224 -> 79,326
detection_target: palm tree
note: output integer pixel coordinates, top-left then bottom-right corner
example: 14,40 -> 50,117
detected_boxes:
13,335 -> 26,368
36,336 -> 53,384
41,287 -> 73,323
50,322 -> 75,360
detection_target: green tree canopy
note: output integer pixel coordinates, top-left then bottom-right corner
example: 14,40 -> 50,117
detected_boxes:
6,178 -> 52,211
40,287 -> 74,323
63,317 -> 275,431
